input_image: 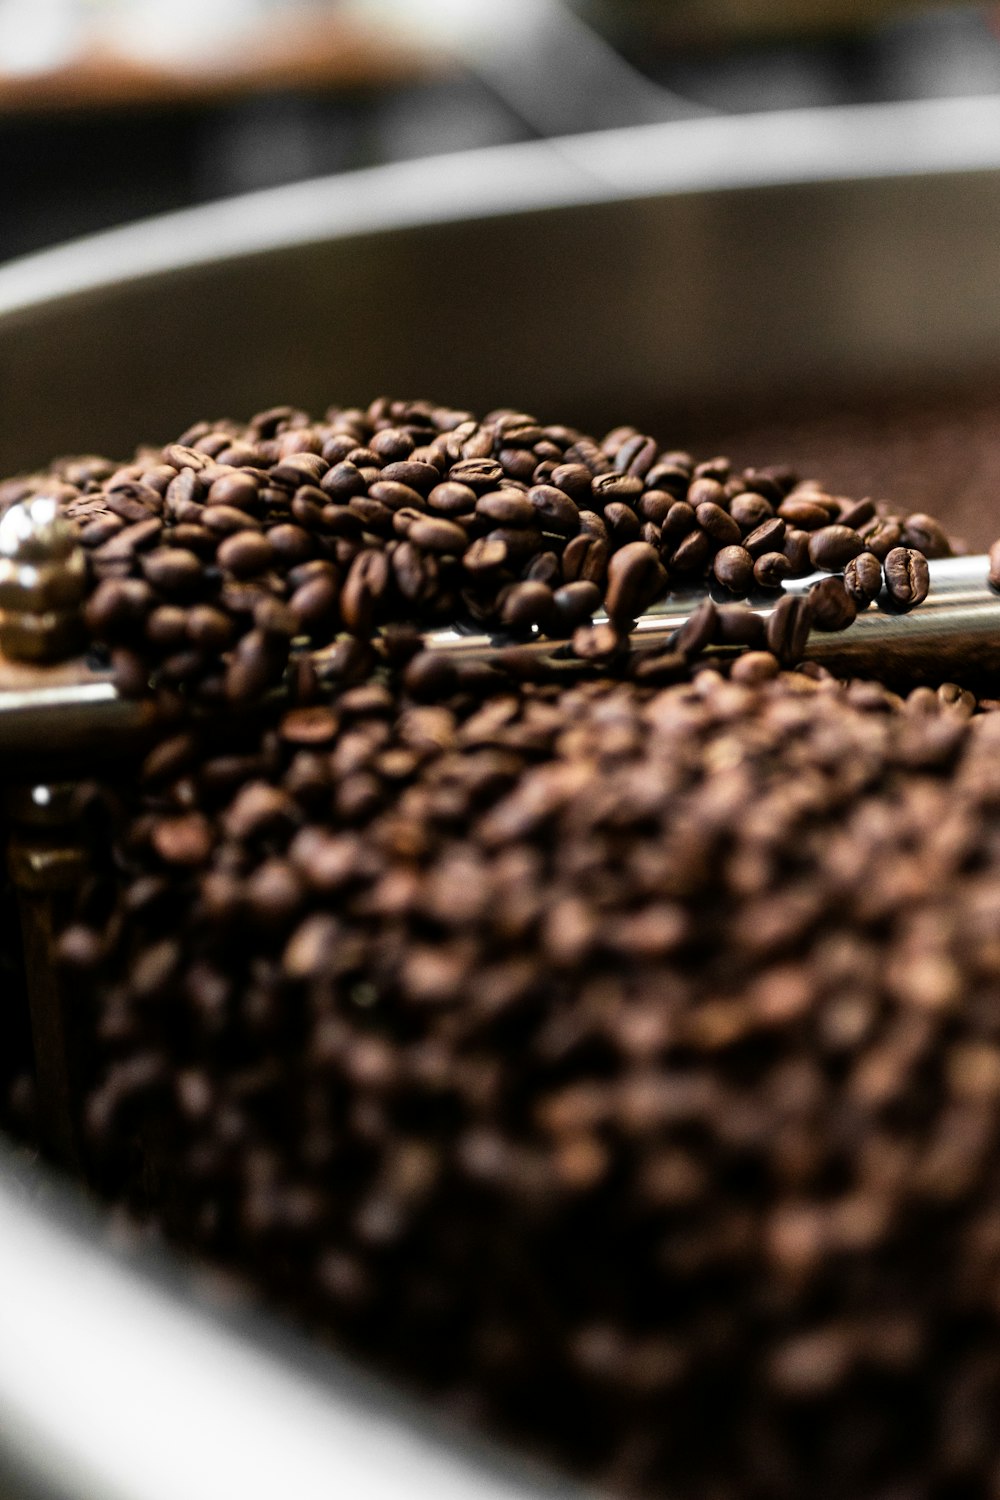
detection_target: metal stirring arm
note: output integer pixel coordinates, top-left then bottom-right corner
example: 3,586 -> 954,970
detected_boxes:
0,555 -> 997,761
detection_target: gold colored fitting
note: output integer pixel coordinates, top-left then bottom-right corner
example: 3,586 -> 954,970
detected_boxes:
0,498 -> 87,663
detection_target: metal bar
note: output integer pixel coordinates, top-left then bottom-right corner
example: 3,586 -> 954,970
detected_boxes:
0,555 -> 996,760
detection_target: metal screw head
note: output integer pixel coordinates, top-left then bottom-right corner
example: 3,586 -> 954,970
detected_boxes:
0,498 -> 87,662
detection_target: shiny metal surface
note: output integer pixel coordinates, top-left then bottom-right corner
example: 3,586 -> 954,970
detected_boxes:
3,95 -> 1000,475
2,98 -> 1000,1500
423,555 -> 1000,682
2,557 -> 995,759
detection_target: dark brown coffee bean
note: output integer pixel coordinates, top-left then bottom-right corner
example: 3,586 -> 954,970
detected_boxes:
369,481 -> 426,514
140,547 -> 203,595
549,463 -> 591,500
602,502 -> 641,548
551,580 -> 600,633
836,497 -> 875,529
186,606 -> 233,651
808,525 -> 865,571
341,549 -> 391,635
695,502 -> 741,546
883,547 -> 930,610
93,517 -> 162,559
730,492 -> 775,531
730,649 -> 780,683
280,706 -> 339,746
808,574 -> 858,632
566,532 -> 611,589
753,552 -> 792,590
715,603 -> 767,648
448,458 -> 504,491
901,512 -> 951,559
320,462 -> 367,500
146,605 -> 189,648
475,491 -> 535,527
858,517 -> 903,560
290,575 -> 339,633
660,501 -> 697,545
270,453 -> 329,489
606,542 -> 665,625
207,472 -> 261,511
743,517 -> 786,560
766,592 -> 813,663
713,545 -> 754,595
224,630 -> 286,703
844,552 -> 883,607
202,505 -> 262,536
217,531 -> 274,578
84,577 -> 154,637
778,498 -> 832,531
591,472 -> 643,503
526,485 -> 579,536
686,477 -> 726,509
668,528 -> 711,575
500,582 -> 555,633
674,598 -> 718,659
266,524 -> 314,564
782,528 -> 813,576
407,517 -> 467,554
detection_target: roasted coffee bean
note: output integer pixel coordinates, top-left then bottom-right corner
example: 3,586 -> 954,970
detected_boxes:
202,504 -> 262,536
321,461 -> 367,500
695,502 -> 741,546
766,591 -> 813,663
140,547 -> 203,595
605,541 -> 665,625
561,534 -> 608,586
753,551 -> 792,590
729,491 -> 774,532
500,581 -> 555,633
902,511 -> 952,559
660,500 -> 697,544
715,602 -> 767,648
858,516 -> 904,560
808,574 -> 858,631
844,552 -> 883,606
778,497 -> 832,531
341,549 -> 391,635
808,524 -> 865,571
673,597 -> 717,659
475,491 -> 535,527
527,485 -> 580,537
551,580 -> 600,633
712,545 -> 754,595
668,528 -> 711,575
782,527 -> 813,576
743,517 -> 786,560
603,502 -> 642,547
407,517 -> 467,554
883,546 -> 931,609
217,531 -> 274,578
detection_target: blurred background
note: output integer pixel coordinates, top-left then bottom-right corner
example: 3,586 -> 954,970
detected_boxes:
2,0 -> 1000,265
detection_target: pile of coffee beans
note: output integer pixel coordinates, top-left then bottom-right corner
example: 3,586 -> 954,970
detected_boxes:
11,395 -> 999,1498
0,397 -> 956,701
57,648 -> 1000,1500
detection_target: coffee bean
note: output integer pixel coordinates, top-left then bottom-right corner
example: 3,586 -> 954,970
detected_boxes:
766,591 -> 813,663
668,528 -> 711,575
808,525 -> 865,571
778,498 -> 832,531
712,545 -> 754,595
341,549 -> 391,635
730,492 -> 775,531
753,551 -> 792,590
901,512 -> 951,559
606,542 -> 665,626
527,485 -> 580,536
217,531 -> 274,578
551,581 -> 600,633
475,491 -> 536,527
407,517 -> 468,554
695,502 -> 741,546
202,504 -> 263,536
500,581 -> 555,633
844,552 -> 882,606
743,517 -> 786,560
141,547 -> 204,595
152,813 -> 213,867
808,574 -> 857,632
674,598 -> 717,659
883,546 -> 930,609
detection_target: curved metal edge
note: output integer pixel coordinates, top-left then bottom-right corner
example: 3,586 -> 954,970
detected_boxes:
2,95 -> 1000,322
0,1140 -> 583,1500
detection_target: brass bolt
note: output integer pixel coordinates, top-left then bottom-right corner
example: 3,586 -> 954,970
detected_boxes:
0,498 -> 87,662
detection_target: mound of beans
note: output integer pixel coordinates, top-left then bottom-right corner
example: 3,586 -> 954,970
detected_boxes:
53,646 -> 1000,1500
0,396 -> 956,701
12,395 -> 1000,1498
